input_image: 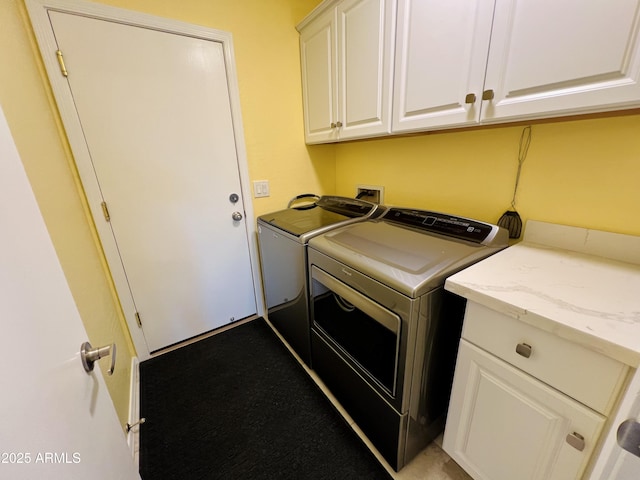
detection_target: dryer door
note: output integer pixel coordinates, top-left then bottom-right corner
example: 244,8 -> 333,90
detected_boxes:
311,265 -> 401,396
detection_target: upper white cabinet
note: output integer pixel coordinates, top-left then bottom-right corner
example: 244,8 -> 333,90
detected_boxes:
482,0 -> 640,124
298,0 -> 396,144
392,0 -> 495,132
393,0 -> 640,134
299,0 -> 640,142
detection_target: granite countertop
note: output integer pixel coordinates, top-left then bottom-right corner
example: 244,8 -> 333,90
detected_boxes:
445,221 -> 640,367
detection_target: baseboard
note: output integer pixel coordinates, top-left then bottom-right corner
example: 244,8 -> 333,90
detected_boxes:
127,356 -> 141,466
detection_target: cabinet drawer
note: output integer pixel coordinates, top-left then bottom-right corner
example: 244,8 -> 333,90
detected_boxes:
462,302 -> 627,414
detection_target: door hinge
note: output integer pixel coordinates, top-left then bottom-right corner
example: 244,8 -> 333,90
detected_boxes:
100,201 -> 111,222
55,50 -> 68,77
135,312 -> 142,328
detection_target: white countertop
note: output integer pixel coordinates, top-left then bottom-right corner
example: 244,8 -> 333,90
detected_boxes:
445,221 -> 640,367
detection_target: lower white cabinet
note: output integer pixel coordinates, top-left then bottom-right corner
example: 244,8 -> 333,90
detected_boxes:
443,302 -> 628,480
444,340 -> 606,480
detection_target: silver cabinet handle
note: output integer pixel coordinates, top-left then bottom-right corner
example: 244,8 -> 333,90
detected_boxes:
482,89 -> 495,100
617,419 -> 640,458
515,342 -> 532,358
232,211 -> 243,221
81,342 -> 116,376
566,432 -> 585,451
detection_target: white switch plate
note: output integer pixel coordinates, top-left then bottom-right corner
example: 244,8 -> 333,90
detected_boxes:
253,180 -> 270,198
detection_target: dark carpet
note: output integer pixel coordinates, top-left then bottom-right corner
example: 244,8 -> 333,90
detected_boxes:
139,318 -> 394,480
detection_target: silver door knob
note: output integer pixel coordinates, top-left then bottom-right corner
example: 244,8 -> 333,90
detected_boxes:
232,211 -> 243,221
617,419 -> 640,458
80,342 -> 116,376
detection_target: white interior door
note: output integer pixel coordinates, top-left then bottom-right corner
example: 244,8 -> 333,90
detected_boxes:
29,4 -> 257,354
0,105 -> 139,479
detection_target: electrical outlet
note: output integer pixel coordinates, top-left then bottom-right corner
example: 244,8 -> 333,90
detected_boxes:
356,184 -> 384,204
253,180 -> 270,198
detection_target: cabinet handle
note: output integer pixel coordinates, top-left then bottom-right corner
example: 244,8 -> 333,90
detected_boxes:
482,89 -> 495,101
515,342 -> 532,358
465,93 -> 477,104
566,432 -> 586,452
335,121 -> 343,128
330,122 -> 337,128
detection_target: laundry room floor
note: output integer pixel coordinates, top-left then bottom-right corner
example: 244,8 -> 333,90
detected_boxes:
157,318 -> 473,479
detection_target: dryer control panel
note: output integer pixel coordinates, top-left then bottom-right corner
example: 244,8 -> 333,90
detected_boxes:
382,208 -> 505,245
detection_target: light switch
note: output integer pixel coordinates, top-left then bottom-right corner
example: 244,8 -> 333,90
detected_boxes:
253,180 -> 270,198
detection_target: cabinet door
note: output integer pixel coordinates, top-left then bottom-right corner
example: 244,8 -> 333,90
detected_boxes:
444,341 -> 606,480
481,0 -> 640,123
300,8 -> 339,144
392,0 -> 495,133
337,0 -> 395,139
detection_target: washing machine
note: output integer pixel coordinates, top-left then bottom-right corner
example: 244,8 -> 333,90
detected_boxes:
257,195 -> 383,365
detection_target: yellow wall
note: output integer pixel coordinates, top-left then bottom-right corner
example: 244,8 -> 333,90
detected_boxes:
0,0 -> 326,428
335,114 -> 640,237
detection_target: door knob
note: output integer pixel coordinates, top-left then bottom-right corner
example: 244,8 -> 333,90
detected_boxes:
80,342 -> 116,376
232,211 -> 243,221
617,419 -> 640,458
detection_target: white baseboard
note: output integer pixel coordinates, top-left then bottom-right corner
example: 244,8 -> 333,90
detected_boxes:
127,356 -> 141,466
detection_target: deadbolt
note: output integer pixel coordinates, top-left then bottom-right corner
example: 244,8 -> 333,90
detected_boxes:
229,193 -> 239,204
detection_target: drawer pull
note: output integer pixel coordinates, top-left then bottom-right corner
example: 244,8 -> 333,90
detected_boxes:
566,432 -> 585,451
515,342 -> 532,358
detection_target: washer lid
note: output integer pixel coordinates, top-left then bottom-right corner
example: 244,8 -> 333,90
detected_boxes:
257,196 -> 379,238
309,210 -> 508,297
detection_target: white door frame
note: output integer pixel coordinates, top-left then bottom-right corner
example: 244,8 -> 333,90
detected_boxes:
26,0 -> 265,360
